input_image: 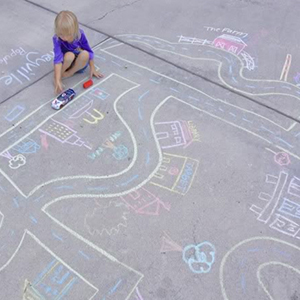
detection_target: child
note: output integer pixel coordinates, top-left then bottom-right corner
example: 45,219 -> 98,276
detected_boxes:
53,10 -> 103,94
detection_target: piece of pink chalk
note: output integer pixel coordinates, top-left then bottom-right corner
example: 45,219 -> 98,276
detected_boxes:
83,79 -> 93,89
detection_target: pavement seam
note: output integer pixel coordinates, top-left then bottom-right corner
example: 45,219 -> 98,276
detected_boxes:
9,0 -> 300,125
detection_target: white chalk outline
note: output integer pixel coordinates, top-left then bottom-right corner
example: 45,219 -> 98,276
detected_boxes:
0,72 -> 145,299
41,94 -> 166,205
84,200 -> 129,236
99,42 -> 300,161
1,34 -> 300,300
42,210 -> 143,300
0,74 -> 141,196
0,221 -> 143,300
98,46 -> 294,134
257,261 -> 300,300
0,211 -> 3,231
28,230 -> 99,299
107,34 -> 299,131
0,73 -> 135,155
2,42 -> 300,206
150,152 -> 199,195
220,236 -> 300,300
115,34 -> 300,97
0,73 -> 94,140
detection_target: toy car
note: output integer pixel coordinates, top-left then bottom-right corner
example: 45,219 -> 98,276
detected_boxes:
51,88 -> 76,110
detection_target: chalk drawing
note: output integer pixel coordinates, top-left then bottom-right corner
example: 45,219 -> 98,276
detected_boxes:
32,261 -> 78,299
135,287 -> 145,300
39,119 -> 90,149
177,34 -> 254,70
213,34 -> 247,55
155,120 -> 195,149
0,47 -> 26,65
280,54 -> 292,82
2,33 -> 300,300
83,109 -> 105,125
102,37 -> 300,159
274,151 -> 291,166
187,121 -> 201,142
6,225 -> 141,300
121,187 -> 170,216
160,232 -> 183,253
269,213 -> 300,237
287,176 -> 300,198
84,201 -> 129,236
108,131 -> 122,142
4,105 -> 25,122
88,146 -> 104,160
40,134 -> 49,151
178,35 -> 211,46
293,72 -> 300,84
101,279 -> 123,300
151,153 -> 199,195
204,26 -> 248,38
62,96 -> 94,119
239,51 -> 255,71
160,232 -> 215,274
182,242 -> 216,274
9,154 -> 26,169
114,34 -> 300,119
113,144 -> 129,160
103,139 -> 115,149
220,237 -> 300,299
88,132 -> 127,161
89,87 -> 109,100
0,150 -> 13,160
0,67 -> 143,300
0,50 -> 54,87
12,138 -> 40,154
22,257 -> 96,299
250,171 -> 300,239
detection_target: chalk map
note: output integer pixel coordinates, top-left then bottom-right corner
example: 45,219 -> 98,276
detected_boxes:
1,32 -> 300,299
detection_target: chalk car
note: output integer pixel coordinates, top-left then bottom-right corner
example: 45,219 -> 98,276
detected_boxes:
51,88 -> 76,110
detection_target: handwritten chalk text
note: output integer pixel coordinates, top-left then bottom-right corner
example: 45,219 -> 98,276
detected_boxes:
204,26 -> 248,38
0,50 -> 54,87
0,47 -> 26,65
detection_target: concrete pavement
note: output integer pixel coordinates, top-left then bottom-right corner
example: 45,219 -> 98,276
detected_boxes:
1,1 -> 300,299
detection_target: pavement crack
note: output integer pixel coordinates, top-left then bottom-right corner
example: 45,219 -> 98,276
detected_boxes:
97,12 -> 109,21
96,0 -> 142,21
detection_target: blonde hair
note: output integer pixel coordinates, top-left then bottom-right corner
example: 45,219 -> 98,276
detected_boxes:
54,11 -> 80,40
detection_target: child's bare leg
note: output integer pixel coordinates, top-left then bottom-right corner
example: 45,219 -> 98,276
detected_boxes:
61,52 -> 76,78
63,51 -> 89,77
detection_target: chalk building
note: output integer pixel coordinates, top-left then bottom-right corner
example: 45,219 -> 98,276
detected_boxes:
155,120 -> 193,149
212,34 -> 247,55
250,172 -> 300,239
120,187 -> 170,215
39,119 -> 89,148
150,153 -> 199,195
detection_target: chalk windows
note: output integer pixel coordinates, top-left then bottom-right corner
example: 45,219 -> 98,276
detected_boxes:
215,42 -> 225,49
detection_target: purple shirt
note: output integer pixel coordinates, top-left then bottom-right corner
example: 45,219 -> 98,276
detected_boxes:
52,29 -> 94,64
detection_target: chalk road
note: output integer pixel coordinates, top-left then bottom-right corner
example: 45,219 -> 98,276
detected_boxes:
1,33 -> 300,299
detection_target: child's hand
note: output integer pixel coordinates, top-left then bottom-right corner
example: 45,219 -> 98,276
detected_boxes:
90,68 -> 104,79
55,81 -> 63,94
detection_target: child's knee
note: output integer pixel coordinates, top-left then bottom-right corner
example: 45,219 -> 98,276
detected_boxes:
78,50 -> 89,62
64,52 -> 75,63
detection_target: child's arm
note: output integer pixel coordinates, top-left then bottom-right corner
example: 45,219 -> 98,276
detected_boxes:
79,30 -> 104,78
52,36 -> 64,94
89,59 -> 103,79
54,63 -> 63,94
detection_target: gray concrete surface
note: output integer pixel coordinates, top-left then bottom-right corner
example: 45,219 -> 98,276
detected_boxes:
1,0 -> 300,299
